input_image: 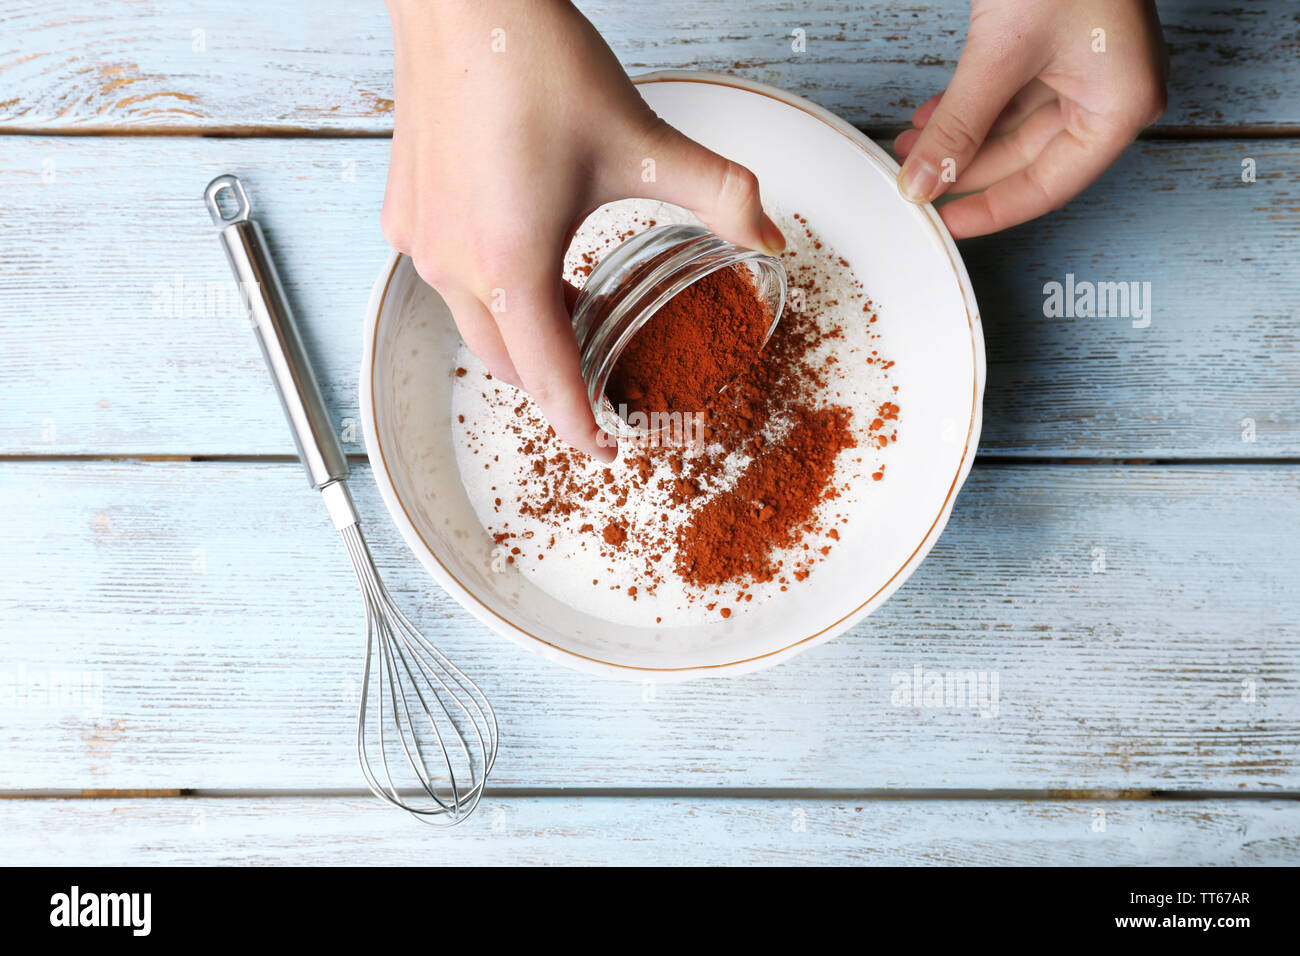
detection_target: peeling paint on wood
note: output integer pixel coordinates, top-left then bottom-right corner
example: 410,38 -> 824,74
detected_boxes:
2,0 -> 1298,864
0,1 -> 1297,132
0,136 -> 1295,457
2,796 -> 1296,865
1,460 -> 1295,791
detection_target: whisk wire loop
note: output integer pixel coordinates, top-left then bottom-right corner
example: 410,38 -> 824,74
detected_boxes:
342,522 -> 497,825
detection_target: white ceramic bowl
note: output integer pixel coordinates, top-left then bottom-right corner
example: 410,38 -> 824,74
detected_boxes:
360,72 -> 984,682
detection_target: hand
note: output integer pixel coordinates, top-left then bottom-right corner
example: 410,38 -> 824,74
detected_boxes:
381,0 -> 785,462
893,0 -> 1168,238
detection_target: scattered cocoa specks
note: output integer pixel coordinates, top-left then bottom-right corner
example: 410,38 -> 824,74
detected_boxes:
454,208 -> 901,615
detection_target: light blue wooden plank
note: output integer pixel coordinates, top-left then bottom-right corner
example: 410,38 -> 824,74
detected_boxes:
0,136 -> 385,457
966,137 -> 1300,455
3,796 -> 1297,865
1,1 -> 1297,132
1,460 -> 1295,790
0,136 -> 1295,457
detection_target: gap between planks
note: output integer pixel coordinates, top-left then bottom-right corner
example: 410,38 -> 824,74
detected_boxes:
4,789 -> 1299,801
2,125 -> 1300,141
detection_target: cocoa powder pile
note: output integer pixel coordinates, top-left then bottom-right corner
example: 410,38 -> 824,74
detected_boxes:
453,208 -> 900,619
606,263 -> 772,419
672,405 -> 854,587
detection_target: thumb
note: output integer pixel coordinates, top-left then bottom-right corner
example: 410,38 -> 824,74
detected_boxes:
629,121 -> 785,255
898,46 -> 1034,205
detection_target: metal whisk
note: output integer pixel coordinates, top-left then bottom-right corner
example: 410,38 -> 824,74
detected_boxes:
205,174 -> 497,825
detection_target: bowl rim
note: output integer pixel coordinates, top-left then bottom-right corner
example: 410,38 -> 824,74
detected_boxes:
359,70 -> 986,682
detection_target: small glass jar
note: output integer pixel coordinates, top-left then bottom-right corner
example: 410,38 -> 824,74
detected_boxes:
571,223 -> 787,438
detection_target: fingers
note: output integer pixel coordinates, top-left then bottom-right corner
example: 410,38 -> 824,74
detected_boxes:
894,98 -> 1064,196
947,100 -> 1064,194
909,80 -> 1057,139
492,279 -> 615,462
892,125 -> 922,161
401,250 -> 609,461
389,219 -> 524,389
938,126 -> 1129,239
439,286 -> 523,388
908,91 -> 944,131
986,80 -> 1060,136
625,120 -> 785,255
896,41 -> 1039,205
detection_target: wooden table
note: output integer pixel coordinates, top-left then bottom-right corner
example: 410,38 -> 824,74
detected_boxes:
2,0 -> 1297,865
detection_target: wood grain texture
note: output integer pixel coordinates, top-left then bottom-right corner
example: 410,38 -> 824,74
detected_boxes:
0,136 -> 1296,458
1,1 -> 1297,133
2,459 -> 1295,791
3,796 -> 1296,865
3,0 -> 1298,865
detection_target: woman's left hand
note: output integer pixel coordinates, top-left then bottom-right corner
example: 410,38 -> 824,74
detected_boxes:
894,0 -> 1168,238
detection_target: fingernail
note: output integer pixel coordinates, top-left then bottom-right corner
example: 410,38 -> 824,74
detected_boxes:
760,216 -> 787,255
593,431 -> 618,463
898,157 -> 940,204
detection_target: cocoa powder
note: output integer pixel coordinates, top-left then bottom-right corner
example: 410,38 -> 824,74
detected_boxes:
456,209 -> 900,615
606,263 -> 771,419
673,405 -> 856,587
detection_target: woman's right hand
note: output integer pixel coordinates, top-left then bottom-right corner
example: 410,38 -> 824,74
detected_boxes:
382,0 -> 785,461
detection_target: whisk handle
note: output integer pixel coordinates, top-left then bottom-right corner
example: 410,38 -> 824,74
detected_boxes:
204,174 -> 349,490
